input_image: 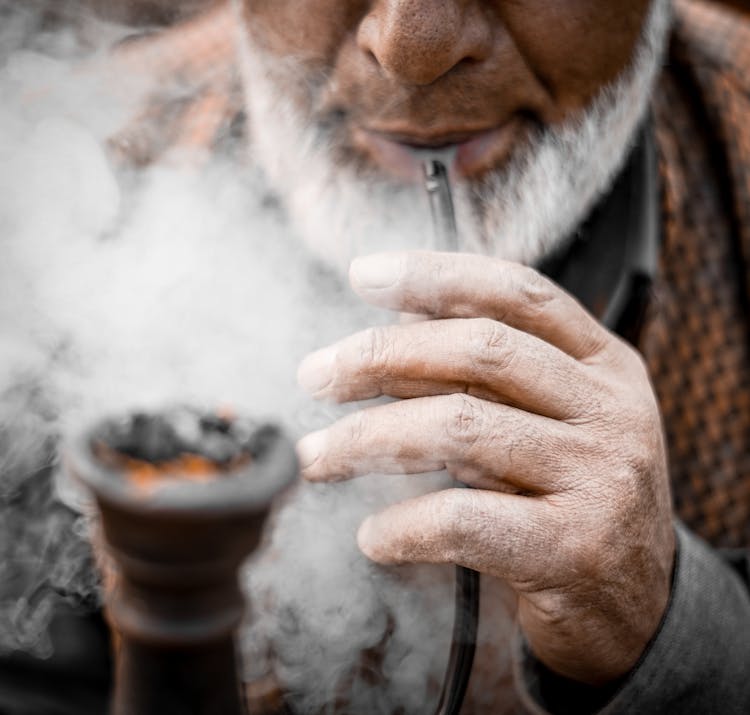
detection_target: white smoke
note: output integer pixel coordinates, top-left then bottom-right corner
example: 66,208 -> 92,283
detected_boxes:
0,9 -> 466,713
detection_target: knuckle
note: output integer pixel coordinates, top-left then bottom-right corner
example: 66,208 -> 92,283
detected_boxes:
427,257 -> 463,313
453,492 -> 486,533
359,326 -> 394,371
425,252 -> 448,283
345,410 -> 368,446
609,388 -> 644,427
516,266 -> 556,314
609,336 -> 648,373
626,345 -> 653,382
568,428 -> 604,467
517,266 -> 607,358
443,394 -> 487,448
564,527 -> 609,579
402,251 -> 418,275
434,491 -> 484,560
622,429 -> 662,485
553,499 -> 614,573
432,490 -> 463,529
577,322 -> 610,361
467,318 -> 515,373
523,591 -> 570,630
610,386 -> 661,443
567,373 -> 618,425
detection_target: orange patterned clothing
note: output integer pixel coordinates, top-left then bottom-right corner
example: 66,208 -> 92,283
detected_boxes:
645,0 -> 750,549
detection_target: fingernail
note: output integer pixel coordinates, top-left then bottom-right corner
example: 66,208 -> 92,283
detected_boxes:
350,253 -> 404,290
296,429 -> 328,473
297,347 -> 336,395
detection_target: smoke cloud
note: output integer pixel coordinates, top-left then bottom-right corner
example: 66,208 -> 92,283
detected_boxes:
0,5 -> 490,713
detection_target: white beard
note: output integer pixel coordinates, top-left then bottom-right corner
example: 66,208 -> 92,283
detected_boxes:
235,0 -> 671,274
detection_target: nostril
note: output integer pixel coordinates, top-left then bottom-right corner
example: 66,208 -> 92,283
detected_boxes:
365,48 -> 379,68
455,55 -> 482,71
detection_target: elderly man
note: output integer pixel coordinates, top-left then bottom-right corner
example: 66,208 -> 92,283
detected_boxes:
233,0 -> 749,706
0,0 -> 748,713
233,0 -> 750,711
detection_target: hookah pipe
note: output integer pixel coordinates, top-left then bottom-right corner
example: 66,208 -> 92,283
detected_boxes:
66,412 -> 297,715
422,156 -> 480,715
69,162 -> 478,715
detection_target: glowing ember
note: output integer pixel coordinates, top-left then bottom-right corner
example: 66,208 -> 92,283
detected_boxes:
90,407 -> 276,490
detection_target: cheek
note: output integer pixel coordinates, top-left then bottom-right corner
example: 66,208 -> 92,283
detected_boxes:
499,0 -> 653,114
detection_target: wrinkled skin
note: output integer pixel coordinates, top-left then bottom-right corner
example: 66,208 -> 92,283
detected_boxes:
244,0 -> 675,689
243,0 -> 651,179
297,252 -> 674,685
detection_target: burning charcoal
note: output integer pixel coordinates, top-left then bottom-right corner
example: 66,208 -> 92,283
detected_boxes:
242,423 -> 280,460
169,406 -> 204,450
89,407 -> 274,485
66,411 -> 297,715
200,431 -> 238,464
199,413 -> 233,434
102,412 -> 182,463
130,413 -> 183,461
228,416 -> 257,449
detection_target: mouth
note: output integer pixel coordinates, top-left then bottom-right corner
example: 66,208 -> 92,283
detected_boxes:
351,118 -> 528,182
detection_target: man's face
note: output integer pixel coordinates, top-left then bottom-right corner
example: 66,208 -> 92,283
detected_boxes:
237,0 -> 668,270
242,0 -> 651,182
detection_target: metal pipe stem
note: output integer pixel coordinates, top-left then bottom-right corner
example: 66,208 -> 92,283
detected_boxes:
421,159 -> 479,715
422,159 -> 459,253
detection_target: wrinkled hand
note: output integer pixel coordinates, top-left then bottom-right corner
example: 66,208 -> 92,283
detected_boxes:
296,251 -> 675,685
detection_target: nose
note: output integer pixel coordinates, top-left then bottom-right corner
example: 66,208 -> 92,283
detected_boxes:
357,0 -> 492,86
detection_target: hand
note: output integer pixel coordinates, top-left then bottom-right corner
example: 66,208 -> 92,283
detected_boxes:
296,251 -> 675,685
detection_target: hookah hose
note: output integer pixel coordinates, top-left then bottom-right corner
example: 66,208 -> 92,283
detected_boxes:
434,564 -> 480,715
422,158 -> 480,715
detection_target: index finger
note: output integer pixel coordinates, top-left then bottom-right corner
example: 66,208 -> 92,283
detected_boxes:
349,251 -> 611,361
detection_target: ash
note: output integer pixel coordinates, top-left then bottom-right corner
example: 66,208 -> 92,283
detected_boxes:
94,407 -> 277,466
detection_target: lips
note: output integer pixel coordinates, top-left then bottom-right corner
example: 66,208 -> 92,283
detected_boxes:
351,118 -> 528,182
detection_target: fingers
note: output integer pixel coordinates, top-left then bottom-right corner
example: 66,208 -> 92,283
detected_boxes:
297,317 -> 599,421
349,251 -> 611,361
357,488 -> 559,583
297,394 -> 581,493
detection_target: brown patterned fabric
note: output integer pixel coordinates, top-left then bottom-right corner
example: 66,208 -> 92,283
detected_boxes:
645,0 -> 750,548
105,2 -> 241,166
